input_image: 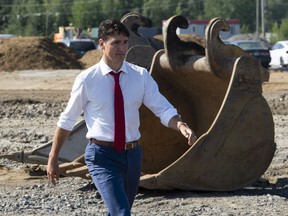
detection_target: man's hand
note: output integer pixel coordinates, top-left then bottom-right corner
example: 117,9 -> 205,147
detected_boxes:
47,156 -> 59,186
178,123 -> 197,146
47,127 -> 71,186
168,116 -> 197,146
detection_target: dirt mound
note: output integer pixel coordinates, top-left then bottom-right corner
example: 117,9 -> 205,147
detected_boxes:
79,49 -> 103,68
0,34 -> 204,72
0,37 -> 83,71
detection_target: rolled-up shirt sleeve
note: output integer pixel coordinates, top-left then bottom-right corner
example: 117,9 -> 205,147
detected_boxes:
142,71 -> 178,127
57,74 -> 87,131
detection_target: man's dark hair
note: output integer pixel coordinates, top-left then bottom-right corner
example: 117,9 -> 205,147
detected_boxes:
98,19 -> 130,41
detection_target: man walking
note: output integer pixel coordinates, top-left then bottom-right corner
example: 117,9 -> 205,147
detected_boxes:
47,18 -> 196,216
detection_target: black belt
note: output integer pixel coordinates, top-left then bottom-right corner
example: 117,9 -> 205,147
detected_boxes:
89,138 -> 139,150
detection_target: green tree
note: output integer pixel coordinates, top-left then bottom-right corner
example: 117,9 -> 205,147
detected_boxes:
278,19 -> 288,40
45,0 -> 73,38
4,0 -> 73,37
71,0 -> 91,27
270,22 -> 280,43
100,0 -> 130,20
0,0 -> 13,32
70,0 -> 140,29
142,0 -> 176,27
3,0 -> 48,36
4,0 -> 28,36
266,0 -> 288,30
175,0 -> 205,19
2,0 -> 288,38
22,0 -> 46,36
270,18 -> 288,44
204,0 -> 256,33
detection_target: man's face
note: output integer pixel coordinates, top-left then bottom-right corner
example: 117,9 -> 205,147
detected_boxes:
99,33 -> 129,69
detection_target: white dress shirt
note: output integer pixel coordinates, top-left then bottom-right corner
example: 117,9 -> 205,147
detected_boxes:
57,59 -> 178,142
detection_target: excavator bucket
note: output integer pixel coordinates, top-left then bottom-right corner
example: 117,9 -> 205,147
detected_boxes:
138,16 -> 275,191
1,15 -> 275,191
0,119 -> 87,165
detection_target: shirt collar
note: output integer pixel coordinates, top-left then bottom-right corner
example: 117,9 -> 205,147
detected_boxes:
99,58 -> 128,76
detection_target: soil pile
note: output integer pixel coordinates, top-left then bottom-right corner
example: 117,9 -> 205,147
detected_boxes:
79,49 -> 103,68
0,37 -> 83,71
0,35 -> 206,72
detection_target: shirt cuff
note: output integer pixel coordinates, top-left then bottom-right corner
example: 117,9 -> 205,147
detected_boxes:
160,109 -> 178,127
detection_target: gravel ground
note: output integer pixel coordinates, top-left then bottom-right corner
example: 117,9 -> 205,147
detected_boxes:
0,70 -> 287,215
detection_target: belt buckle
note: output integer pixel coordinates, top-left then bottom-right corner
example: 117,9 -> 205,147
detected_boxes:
125,141 -> 137,150
125,143 -> 132,150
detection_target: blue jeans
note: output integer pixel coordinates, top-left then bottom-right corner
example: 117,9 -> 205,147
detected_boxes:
85,143 -> 142,216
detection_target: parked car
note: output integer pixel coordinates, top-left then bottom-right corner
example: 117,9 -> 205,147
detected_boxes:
0,34 -> 15,39
58,39 -> 97,56
227,40 -> 271,68
269,40 -> 288,68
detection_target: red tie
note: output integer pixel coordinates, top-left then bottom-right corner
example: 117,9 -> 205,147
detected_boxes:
111,71 -> 125,152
